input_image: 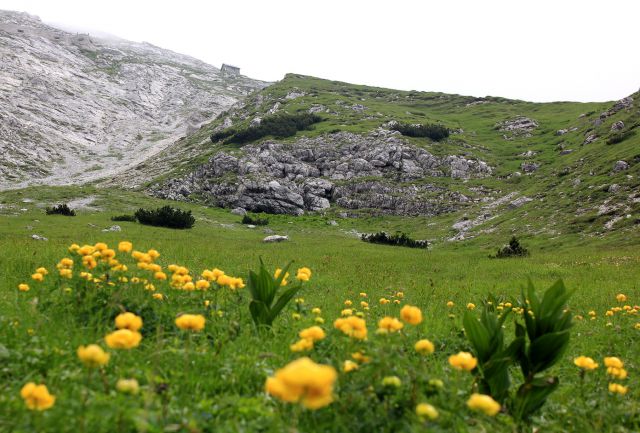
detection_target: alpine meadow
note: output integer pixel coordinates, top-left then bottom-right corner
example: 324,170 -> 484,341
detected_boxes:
1,6 -> 639,433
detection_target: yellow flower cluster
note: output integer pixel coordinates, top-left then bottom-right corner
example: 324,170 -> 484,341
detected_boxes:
574,356 -> 599,371
296,267 -> 312,281
400,305 -> 423,325
416,403 -> 439,420
448,352 -> 478,371
116,378 -> 140,395
415,339 -> 435,355
105,311 -> 143,350
467,393 -> 501,416
265,357 -> 337,409
290,326 -> 326,352
175,314 -> 206,331
115,312 -> 143,331
334,316 -> 368,340
77,344 -> 110,368
20,382 -> 56,411
377,316 -> 404,334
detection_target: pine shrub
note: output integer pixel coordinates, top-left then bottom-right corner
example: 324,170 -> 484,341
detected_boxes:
134,206 -> 195,229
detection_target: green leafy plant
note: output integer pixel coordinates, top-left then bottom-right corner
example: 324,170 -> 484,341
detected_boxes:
247,260 -> 304,328
463,280 -> 573,422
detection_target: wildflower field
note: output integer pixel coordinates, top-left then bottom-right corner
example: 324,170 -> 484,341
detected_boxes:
0,187 -> 639,432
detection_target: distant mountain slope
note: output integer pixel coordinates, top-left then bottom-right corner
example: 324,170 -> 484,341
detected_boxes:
0,10 -> 267,189
148,74 -> 639,239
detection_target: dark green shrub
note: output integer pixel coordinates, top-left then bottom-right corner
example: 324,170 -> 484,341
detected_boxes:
242,214 -> 269,226
390,122 -> 449,141
45,204 -> 76,216
134,206 -> 195,229
111,214 -> 137,222
361,231 -> 428,249
211,113 -> 322,145
494,236 -> 529,258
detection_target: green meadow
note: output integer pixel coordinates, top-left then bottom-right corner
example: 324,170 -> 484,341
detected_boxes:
0,186 -> 638,432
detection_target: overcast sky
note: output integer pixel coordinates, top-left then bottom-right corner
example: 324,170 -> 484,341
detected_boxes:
1,0 -> 638,102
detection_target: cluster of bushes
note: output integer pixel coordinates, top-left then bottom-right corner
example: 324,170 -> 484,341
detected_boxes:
45,204 -> 76,216
390,122 -> 450,141
493,236 -> 529,258
361,231 -> 428,249
242,214 -> 269,226
110,214 -> 137,222
134,206 -> 195,229
211,112 -> 322,145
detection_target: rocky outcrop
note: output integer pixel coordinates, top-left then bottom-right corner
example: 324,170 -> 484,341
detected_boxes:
497,117 -> 538,139
152,130 -> 492,216
0,11 -> 266,189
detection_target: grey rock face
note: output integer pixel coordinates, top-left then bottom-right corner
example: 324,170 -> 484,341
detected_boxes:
152,131 -> 492,216
0,11 -> 266,189
497,117 -> 538,139
611,121 -> 625,131
613,160 -> 629,172
231,207 -> 247,216
584,134 -> 598,145
521,162 -> 540,173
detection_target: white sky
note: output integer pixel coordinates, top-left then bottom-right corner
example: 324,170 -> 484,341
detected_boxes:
1,0 -> 638,102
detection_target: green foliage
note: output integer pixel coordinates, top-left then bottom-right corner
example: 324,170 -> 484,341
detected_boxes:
361,231 -> 428,249
607,130 -> 635,145
134,205 -> 195,229
463,280 -> 573,422
242,213 -> 269,226
390,122 -> 449,141
45,203 -> 76,216
110,214 -> 136,222
494,236 -> 529,258
247,260 -> 303,328
211,112 -> 322,145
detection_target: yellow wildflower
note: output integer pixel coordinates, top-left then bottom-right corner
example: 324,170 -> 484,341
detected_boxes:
115,312 -> 143,332
334,316 -> 368,340
265,357 -> 337,409
77,344 -> 110,368
382,376 -> 401,387
290,338 -> 314,352
20,383 -> 55,411
377,316 -> 404,334
299,326 -> 326,342
467,393 -> 500,416
400,305 -> 423,325
116,378 -> 139,395
296,267 -> 312,282
416,403 -> 439,420
343,360 -> 359,372
105,329 -> 142,349
118,241 -> 133,253
608,383 -> 628,395
18,283 -> 29,292
574,356 -> 599,371
175,314 -> 206,331
449,352 -> 478,371
415,339 -> 435,355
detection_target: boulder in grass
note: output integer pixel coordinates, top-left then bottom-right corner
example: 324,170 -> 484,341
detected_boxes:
31,234 -> 48,241
263,235 -> 289,243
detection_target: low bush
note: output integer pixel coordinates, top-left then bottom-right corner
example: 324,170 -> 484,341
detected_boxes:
494,236 -> 529,258
111,214 -> 137,222
242,214 -> 269,226
211,112 -> 322,145
361,231 -> 428,249
45,204 -> 76,216
134,206 -> 195,229
390,122 -> 449,141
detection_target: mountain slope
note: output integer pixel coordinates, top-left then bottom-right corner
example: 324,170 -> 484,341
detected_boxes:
148,74 -> 639,241
0,10 -> 266,189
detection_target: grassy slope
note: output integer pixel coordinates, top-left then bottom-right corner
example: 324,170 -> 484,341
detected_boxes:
144,75 -> 640,243
0,186 -> 639,431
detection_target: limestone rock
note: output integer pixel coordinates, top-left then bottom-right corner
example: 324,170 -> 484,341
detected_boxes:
613,160 -> 629,172
263,235 -> 289,243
